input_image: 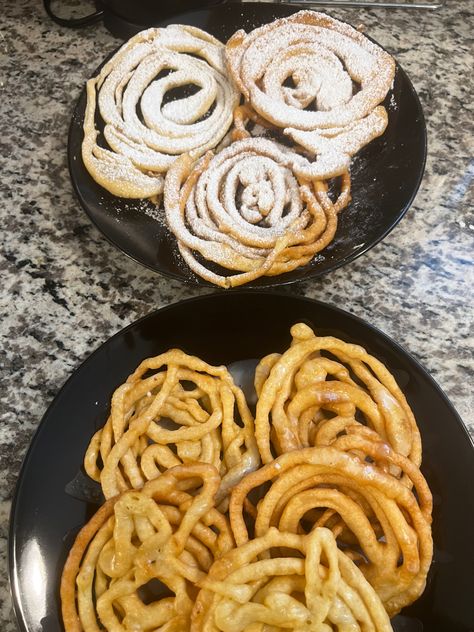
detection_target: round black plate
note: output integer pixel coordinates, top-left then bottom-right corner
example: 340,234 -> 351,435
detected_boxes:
68,2 -> 427,288
9,293 -> 474,632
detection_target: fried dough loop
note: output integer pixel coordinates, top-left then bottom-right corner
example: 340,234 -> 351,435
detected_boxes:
61,464 -> 234,632
229,446 -> 432,616
84,349 -> 260,503
82,25 -> 239,198
164,137 -> 351,288
254,322 -> 421,467
192,527 -> 392,632
225,11 -> 395,180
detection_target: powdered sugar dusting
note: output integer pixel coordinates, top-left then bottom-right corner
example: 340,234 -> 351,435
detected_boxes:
82,24 -> 239,199
225,10 -> 395,146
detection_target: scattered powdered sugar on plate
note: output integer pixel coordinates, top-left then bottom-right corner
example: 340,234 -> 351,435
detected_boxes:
389,92 -> 398,111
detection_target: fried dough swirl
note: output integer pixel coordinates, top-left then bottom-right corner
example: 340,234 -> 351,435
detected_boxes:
226,11 -> 395,180
192,527 -> 392,631
229,446 -> 432,616
254,323 -> 421,467
82,25 -> 239,198
61,464 -> 233,632
164,137 -> 350,287
84,349 -> 260,504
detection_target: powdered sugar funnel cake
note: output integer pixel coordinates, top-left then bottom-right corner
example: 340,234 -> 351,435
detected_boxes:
164,136 -> 352,287
82,25 -> 239,198
68,2 -> 426,287
226,11 -> 396,181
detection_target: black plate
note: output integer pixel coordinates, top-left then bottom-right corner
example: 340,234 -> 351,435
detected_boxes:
9,292 -> 474,632
68,2 -> 427,288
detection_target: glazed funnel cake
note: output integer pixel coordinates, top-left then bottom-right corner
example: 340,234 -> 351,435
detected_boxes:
254,323 -> 422,466
229,447 -> 433,616
82,25 -> 239,198
164,136 -> 351,288
226,11 -> 395,180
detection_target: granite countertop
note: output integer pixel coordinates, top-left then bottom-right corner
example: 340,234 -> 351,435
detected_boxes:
1,0 -> 473,628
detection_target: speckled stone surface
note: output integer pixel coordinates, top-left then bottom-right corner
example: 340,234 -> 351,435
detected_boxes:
1,0 -> 473,628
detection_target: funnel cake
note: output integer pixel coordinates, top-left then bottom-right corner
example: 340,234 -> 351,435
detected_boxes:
164,137 -> 351,287
254,323 -> 421,467
61,464 -> 233,632
226,11 -> 395,180
84,349 -> 260,504
229,446 -> 433,616
192,527 -> 392,631
82,25 -> 239,198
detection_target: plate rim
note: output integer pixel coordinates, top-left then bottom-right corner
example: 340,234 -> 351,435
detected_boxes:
67,1 -> 428,289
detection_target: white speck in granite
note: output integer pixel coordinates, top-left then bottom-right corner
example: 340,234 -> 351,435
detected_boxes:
0,501 -> 15,632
